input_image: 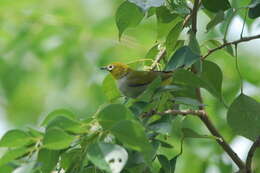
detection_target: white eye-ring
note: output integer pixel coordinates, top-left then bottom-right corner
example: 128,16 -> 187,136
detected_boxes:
107,65 -> 114,71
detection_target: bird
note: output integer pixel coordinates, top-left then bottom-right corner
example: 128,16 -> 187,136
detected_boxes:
101,62 -> 173,98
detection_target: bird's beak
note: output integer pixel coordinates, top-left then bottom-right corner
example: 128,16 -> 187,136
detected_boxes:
100,66 -> 107,70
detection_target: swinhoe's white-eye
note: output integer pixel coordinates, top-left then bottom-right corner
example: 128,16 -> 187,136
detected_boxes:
101,62 -> 173,98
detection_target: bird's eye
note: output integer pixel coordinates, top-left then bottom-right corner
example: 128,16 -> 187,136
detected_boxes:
107,65 -> 114,71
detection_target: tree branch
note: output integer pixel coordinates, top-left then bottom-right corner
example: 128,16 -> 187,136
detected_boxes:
246,136 -> 260,173
197,112 -> 245,170
201,34 -> 260,60
190,0 -> 204,112
155,109 -> 245,169
191,0 -> 200,34
158,0 -> 246,170
185,0 -> 245,167
150,47 -> 166,71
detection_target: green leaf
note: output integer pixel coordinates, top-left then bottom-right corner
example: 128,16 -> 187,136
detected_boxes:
43,128 -> 75,150
225,44 -> 234,57
102,74 -> 121,102
206,39 -> 222,47
129,0 -> 165,11
27,128 -> 44,138
156,6 -> 177,23
41,109 -> 76,126
173,97 -> 203,106
0,129 -> 33,148
87,142 -> 128,173
149,116 -> 173,135
98,104 -> 130,129
147,7 -> 156,17
60,149 -> 81,170
82,167 -> 104,173
189,33 -> 201,55
173,70 -> 203,87
47,116 -> 85,134
173,61 -> 223,99
171,85 -> 197,100
202,0 -> 231,12
0,164 -> 17,173
116,1 -> 145,39
158,155 -> 178,173
129,101 -> 149,116
165,46 -> 200,71
0,148 -> 29,166
227,94 -> 260,140
182,128 -> 218,140
156,16 -> 182,40
36,149 -> 60,173
127,164 -> 147,173
248,0 -> 260,19
145,44 -> 160,59
206,11 -> 225,32
111,120 -> 154,162
171,1 -> 190,15
155,139 -> 173,148
201,61 -> 223,99
189,33 -> 202,73
165,22 -> 183,55
174,40 -> 185,53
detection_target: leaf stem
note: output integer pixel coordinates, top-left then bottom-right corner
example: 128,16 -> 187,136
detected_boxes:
246,136 -> 260,173
223,7 -> 247,41
234,44 -> 244,93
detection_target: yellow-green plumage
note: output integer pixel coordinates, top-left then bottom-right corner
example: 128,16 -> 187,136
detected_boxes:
101,62 -> 173,98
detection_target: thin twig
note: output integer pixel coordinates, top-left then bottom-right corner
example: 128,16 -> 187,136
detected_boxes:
234,44 -> 244,93
150,47 -> 166,71
155,109 -> 245,169
223,7 -> 248,41
201,34 -> 260,60
240,8 -> 248,39
182,14 -> 192,28
246,136 -> 260,173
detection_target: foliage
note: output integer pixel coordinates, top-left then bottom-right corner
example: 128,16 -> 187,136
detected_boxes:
0,0 -> 260,173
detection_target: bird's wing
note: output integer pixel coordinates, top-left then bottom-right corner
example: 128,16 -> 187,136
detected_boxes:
125,71 -> 172,87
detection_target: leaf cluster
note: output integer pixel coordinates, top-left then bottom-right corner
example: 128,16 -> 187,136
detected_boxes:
1,0 -> 260,173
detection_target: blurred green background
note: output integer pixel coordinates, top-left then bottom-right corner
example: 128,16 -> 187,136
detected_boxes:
0,0 -> 259,172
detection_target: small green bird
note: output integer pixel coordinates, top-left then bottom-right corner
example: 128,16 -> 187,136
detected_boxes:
101,62 -> 173,98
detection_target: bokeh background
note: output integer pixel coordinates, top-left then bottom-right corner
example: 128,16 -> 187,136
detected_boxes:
0,0 -> 259,172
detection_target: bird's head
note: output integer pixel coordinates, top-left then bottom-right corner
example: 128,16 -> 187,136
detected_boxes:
101,62 -> 132,80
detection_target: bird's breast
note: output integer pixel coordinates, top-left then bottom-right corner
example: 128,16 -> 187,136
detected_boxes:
117,76 -> 147,98
117,77 -> 128,95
